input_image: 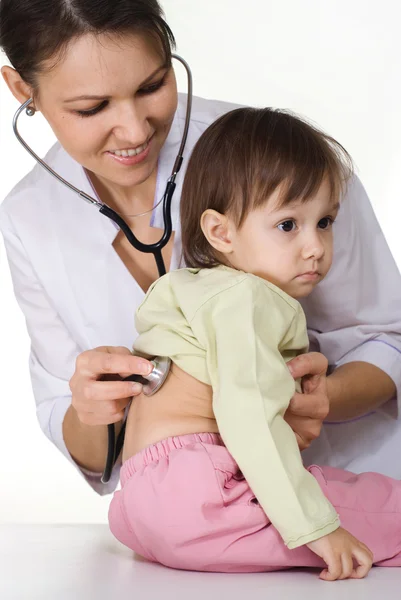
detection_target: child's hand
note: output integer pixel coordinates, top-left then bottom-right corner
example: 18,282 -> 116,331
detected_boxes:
306,527 -> 373,581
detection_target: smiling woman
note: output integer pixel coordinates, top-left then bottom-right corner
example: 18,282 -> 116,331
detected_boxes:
3,33 -> 178,210
34,33 -> 177,189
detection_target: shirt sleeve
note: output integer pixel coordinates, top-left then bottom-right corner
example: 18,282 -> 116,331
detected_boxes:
192,277 -> 340,549
301,175 -> 401,402
0,207 -> 120,496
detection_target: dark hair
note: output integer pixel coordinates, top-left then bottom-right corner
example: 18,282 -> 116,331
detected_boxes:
0,0 -> 175,91
181,107 -> 353,268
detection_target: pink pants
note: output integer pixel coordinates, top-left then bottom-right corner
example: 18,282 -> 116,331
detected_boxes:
109,433 -> 401,572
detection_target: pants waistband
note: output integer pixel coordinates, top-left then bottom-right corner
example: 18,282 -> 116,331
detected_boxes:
120,433 -> 223,485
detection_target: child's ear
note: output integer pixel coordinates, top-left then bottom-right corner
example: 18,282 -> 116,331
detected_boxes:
200,209 -> 234,255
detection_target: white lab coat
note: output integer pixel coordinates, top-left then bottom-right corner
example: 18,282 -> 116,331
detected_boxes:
1,94 -> 400,495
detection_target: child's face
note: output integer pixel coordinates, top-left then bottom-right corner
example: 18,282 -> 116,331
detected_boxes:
227,179 -> 339,299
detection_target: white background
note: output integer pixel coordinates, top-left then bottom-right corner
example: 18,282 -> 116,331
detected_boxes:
0,0 -> 400,524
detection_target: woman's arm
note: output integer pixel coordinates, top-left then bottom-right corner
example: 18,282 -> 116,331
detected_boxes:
63,405 -> 116,474
285,354 -> 396,450
0,206 -> 150,493
66,345 -> 152,472
326,361 -> 396,421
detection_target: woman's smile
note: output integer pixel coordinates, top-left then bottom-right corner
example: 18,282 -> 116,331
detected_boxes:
105,134 -> 153,166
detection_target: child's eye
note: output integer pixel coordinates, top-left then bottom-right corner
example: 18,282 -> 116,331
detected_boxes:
277,220 -> 297,232
318,217 -> 334,230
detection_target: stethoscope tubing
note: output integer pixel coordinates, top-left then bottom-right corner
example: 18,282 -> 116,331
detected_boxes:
12,53 -> 192,258
12,54 -> 193,484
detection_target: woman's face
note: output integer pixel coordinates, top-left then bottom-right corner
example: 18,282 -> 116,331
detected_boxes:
34,32 -> 178,190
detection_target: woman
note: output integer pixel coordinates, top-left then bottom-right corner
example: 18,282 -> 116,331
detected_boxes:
0,0 -> 400,496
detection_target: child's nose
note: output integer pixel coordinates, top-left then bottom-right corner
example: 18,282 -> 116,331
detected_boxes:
302,234 -> 325,260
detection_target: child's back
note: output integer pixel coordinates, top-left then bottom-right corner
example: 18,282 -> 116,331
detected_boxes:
123,265 -> 304,460
123,361 -> 217,460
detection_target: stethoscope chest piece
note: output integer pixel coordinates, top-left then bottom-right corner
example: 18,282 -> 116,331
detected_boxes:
143,356 -> 171,396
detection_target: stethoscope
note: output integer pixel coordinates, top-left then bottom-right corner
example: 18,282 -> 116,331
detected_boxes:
12,54 -> 193,483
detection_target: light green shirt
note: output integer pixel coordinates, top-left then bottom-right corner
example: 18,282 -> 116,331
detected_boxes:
134,265 -> 340,549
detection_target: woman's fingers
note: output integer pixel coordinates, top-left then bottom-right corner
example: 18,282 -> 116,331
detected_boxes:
73,381 -> 144,426
70,346 -> 153,427
78,410 -> 127,426
75,346 -> 153,379
75,380 -> 143,407
285,385 -> 329,448
288,390 -> 329,420
287,351 -> 328,380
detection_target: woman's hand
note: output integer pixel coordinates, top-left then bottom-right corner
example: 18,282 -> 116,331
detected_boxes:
69,346 -> 153,426
285,352 -> 330,450
307,527 -> 373,581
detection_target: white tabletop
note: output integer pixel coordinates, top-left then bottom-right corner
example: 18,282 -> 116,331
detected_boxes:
1,525 -> 401,600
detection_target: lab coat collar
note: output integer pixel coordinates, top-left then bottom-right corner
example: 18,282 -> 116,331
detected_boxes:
46,156 -> 133,349
48,130 -> 182,349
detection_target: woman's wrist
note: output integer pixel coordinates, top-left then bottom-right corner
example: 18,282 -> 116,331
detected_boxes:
325,362 -> 396,422
325,371 -> 341,413
63,405 -> 123,473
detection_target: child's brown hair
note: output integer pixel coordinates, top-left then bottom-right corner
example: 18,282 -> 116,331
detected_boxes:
180,107 -> 353,268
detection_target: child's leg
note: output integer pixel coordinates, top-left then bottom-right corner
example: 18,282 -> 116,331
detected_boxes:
311,465 -> 401,567
109,432 -> 300,572
108,434 -> 401,572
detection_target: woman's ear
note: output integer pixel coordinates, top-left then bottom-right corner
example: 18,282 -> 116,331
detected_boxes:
1,66 -> 35,106
200,209 -> 234,255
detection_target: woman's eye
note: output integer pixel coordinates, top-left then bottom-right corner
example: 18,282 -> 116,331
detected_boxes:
277,220 -> 297,232
73,76 -> 167,117
138,76 -> 167,96
75,100 -> 108,117
318,217 -> 334,230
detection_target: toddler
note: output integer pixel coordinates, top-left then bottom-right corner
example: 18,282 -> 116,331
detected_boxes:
109,107 -> 401,580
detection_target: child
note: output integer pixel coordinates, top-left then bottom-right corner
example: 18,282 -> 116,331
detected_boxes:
109,107 -> 401,580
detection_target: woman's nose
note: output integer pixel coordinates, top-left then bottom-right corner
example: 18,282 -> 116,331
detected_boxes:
112,103 -> 148,144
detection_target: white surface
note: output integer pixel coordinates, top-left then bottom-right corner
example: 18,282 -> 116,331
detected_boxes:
1,0 -> 401,524
0,525 -> 401,600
